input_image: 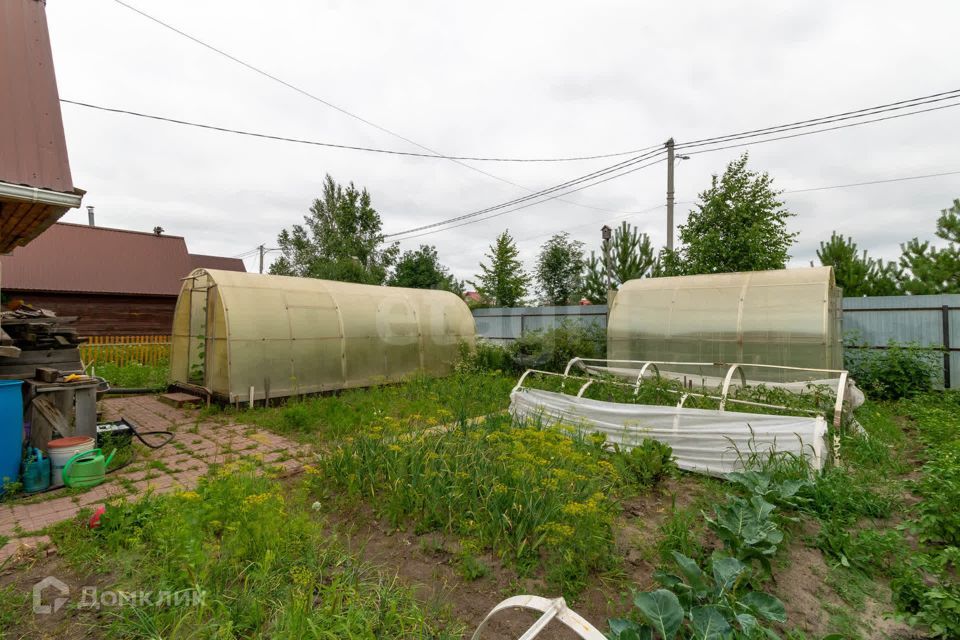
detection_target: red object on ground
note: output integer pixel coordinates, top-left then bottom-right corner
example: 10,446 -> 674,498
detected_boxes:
88,504 -> 106,528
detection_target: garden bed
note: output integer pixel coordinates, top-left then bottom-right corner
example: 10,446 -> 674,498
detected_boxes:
1,372 -> 956,638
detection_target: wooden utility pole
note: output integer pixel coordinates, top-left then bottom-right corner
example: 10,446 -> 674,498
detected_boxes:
665,137 -> 675,251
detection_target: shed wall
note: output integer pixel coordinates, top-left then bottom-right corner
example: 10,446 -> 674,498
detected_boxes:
3,290 -> 176,335
169,270 -> 476,401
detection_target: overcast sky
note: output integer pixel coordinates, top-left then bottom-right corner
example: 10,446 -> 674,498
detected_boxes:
46,0 -> 959,283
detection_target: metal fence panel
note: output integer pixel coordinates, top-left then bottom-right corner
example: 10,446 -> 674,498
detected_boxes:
471,306 -> 608,345
842,294 -> 960,388
474,295 -> 960,387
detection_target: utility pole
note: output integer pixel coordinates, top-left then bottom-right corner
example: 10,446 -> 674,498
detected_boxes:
258,244 -> 265,274
665,137 -> 675,251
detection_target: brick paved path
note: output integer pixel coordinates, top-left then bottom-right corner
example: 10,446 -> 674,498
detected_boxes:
0,395 -> 309,563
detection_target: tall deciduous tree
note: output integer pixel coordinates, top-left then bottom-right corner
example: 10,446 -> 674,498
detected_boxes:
899,198 -> 960,294
470,230 -> 530,307
387,244 -> 462,294
582,222 -> 656,303
535,232 -> 585,305
269,174 -> 399,284
678,153 -> 797,274
817,232 -> 901,296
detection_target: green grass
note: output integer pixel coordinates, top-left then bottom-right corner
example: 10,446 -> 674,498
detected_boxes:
51,464 -> 461,639
0,584 -> 28,631
232,371 -> 516,443
95,361 -> 169,389
654,497 -> 706,564
886,392 -> 960,638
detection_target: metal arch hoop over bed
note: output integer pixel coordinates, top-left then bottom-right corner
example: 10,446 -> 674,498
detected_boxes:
471,595 -> 606,640
525,358 -> 850,428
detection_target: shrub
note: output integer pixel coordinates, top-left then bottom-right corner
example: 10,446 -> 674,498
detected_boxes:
456,340 -> 517,374
844,339 -> 941,400
510,320 -> 606,373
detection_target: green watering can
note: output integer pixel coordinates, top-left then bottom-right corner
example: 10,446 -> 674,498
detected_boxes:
62,448 -> 116,489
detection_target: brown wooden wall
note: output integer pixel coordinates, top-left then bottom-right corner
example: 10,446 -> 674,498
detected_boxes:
3,291 -> 176,336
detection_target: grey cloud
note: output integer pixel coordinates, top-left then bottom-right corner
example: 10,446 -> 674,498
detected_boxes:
44,0 -> 960,285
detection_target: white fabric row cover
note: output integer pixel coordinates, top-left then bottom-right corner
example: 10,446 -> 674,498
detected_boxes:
510,388 -> 828,476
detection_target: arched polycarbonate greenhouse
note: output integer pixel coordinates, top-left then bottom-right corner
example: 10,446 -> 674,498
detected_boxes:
169,269 -> 476,402
607,267 -> 843,379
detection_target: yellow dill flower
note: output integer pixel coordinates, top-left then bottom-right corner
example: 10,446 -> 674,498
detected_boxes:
289,565 -> 313,588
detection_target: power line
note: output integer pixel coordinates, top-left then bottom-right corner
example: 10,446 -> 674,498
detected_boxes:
393,157 -> 667,241
110,0 -> 644,216
60,99 -> 662,163
63,92 -> 959,242
519,167 -> 960,247
385,148 -> 666,238
676,89 -> 960,150
782,169 -> 960,194
515,203 -> 666,246
671,167 -> 960,209
678,101 -> 960,156
60,89 -> 960,164
385,96 -> 960,239
104,1 -> 960,238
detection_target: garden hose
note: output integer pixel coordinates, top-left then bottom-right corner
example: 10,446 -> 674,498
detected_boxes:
122,417 -> 175,450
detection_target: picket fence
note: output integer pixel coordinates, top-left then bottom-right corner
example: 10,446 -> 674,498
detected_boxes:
79,335 -> 171,367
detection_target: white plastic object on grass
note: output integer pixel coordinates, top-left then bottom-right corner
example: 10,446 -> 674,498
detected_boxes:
511,359 -> 852,476
471,595 -> 606,640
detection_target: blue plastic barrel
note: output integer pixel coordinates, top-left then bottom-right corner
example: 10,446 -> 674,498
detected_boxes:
0,380 -> 24,492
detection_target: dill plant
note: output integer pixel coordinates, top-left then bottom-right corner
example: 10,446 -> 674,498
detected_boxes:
316,414 -> 651,593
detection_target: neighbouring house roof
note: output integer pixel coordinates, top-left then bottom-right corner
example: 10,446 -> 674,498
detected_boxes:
0,223 -> 245,296
0,0 -> 83,252
190,253 -> 246,272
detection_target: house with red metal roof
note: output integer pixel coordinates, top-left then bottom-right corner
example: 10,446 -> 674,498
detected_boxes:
0,0 -> 84,252
0,223 -> 245,335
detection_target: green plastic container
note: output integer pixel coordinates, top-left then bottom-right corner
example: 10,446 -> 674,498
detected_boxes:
21,447 -> 50,493
62,448 -> 115,489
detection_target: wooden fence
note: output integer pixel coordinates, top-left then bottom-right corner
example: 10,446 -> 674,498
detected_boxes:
79,335 -> 171,367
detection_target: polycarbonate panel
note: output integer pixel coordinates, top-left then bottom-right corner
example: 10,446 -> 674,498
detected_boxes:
608,267 -> 842,381
169,269 -> 476,401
